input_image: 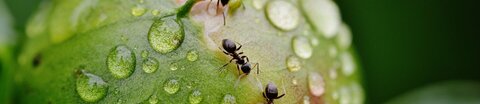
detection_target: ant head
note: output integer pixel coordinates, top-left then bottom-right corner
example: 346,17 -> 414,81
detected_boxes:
265,82 -> 279,99
240,63 -> 252,74
220,0 -> 229,6
222,39 -> 237,53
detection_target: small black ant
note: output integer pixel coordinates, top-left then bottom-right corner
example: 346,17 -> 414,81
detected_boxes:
218,39 -> 259,76
206,0 -> 245,25
263,82 -> 285,104
206,0 -> 229,25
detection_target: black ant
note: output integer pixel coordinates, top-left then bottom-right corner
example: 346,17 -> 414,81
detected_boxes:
263,82 -> 285,104
218,39 -> 259,76
206,0 -> 229,25
206,0 -> 245,25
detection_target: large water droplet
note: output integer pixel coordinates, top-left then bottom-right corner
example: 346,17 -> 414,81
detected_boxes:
350,82 -> 364,104
222,94 -> 236,104
131,6 -> 146,16
300,0 -> 341,38
186,50 -> 198,61
142,57 -> 159,73
292,36 -> 313,59
76,70 -> 108,102
265,0 -> 300,31
339,86 -> 352,104
189,90 -> 202,104
107,45 -> 136,79
308,72 -> 325,96
336,24 -> 352,50
148,94 -> 158,104
148,17 -> 184,54
163,78 -> 180,94
341,52 -> 355,76
286,56 -> 302,72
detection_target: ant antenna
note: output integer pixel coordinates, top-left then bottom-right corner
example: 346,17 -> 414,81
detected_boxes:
252,63 -> 260,74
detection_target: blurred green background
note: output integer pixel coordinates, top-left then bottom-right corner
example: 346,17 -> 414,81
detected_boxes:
1,0 -> 480,103
336,0 -> 480,103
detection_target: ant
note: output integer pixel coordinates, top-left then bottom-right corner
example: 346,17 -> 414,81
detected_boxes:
206,0 -> 245,25
206,0 -> 229,25
263,82 -> 285,104
218,39 -> 259,76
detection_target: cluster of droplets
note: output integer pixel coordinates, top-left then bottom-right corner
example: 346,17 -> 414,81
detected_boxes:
255,0 -> 362,103
71,0 -> 361,102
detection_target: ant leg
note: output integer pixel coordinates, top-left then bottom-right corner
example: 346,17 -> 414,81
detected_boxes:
216,0 -> 220,14
217,58 -> 235,70
263,92 -> 267,99
218,47 -> 229,55
276,94 -> 285,99
222,11 -> 226,25
241,1 -> 246,10
236,65 -> 241,76
235,41 -> 243,51
238,52 -> 243,54
252,63 -> 260,74
241,56 -> 250,62
234,73 -> 246,88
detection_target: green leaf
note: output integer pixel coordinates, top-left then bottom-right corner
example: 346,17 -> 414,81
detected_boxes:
16,0 -> 363,103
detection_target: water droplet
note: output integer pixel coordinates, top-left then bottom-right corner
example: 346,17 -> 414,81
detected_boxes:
286,56 -> 302,72
189,90 -> 202,104
107,45 -> 136,79
301,0 -> 341,38
339,86 -> 352,104
148,17 -> 184,54
141,50 -> 149,58
265,1 -> 300,31
131,6 -> 146,17
163,78 -> 180,94
350,82 -> 364,104
186,50 -> 198,61
151,9 -> 160,16
308,72 -> 325,96
148,94 -> 158,104
341,52 -> 355,76
292,36 -> 313,59
303,96 -> 310,104
336,24 -> 352,50
252,0 -> 267,10
142,57 -> 159,73
222,94 -> 236,104
170,62 -> 179,71
76,70 -> 108,102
